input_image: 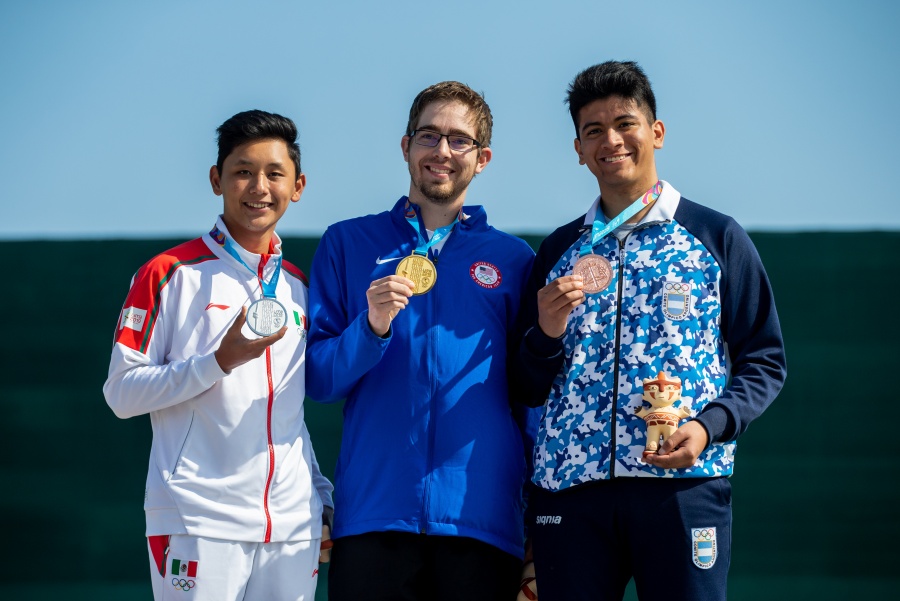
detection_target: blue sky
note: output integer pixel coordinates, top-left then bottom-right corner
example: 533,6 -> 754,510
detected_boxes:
2,0 -> 898,239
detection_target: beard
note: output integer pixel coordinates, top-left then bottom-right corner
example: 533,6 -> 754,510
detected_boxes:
416,179 -> 460,204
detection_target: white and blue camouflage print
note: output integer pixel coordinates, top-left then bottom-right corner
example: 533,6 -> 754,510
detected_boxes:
533,185 -> 737,491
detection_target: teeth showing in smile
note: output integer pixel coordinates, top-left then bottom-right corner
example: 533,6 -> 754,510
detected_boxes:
428,167 -> 451,175
246,202 -> 270,209
603,155 -> 629,163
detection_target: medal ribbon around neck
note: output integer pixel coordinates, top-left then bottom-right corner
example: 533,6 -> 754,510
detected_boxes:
404,205 -> 460,258
395,203 -> 460,295
579,180 -> 663,257
219,232 -> 282,297
573,181 -> 662,294
215,228 -> 288,336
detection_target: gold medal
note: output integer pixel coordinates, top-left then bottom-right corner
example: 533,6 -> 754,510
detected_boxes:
396,253 -> 436,295
573,254 -> 612,294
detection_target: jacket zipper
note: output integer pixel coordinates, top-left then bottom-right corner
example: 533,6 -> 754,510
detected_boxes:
609,236 -> 627,479
263,346 -> 275,542
258,257 -> 276,543
422,251 -> 439,534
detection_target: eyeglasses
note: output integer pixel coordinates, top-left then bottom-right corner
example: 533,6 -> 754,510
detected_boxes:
410,129 -> 482,153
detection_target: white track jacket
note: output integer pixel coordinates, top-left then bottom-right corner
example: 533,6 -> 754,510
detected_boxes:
104,217 -> 333,543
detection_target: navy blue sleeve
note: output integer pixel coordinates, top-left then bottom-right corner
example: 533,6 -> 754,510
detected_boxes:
508,217 -> 584,408
676,199 -> 787,442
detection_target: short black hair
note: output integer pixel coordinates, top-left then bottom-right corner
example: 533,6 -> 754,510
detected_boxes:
566,61 -> 657,135
215,110 -> 301,177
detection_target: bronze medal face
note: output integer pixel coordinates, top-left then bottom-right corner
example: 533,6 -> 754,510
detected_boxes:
573,254 -> 612,294
396,254 -> 437,295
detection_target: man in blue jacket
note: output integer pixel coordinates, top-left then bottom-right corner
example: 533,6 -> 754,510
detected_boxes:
306,81 -> 538,600
511,61 -> 787,600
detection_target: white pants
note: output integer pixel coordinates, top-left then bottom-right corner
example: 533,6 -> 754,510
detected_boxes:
147,534 -> 321,601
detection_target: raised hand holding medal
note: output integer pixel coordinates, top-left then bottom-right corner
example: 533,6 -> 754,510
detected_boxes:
573,180 -> 663,294
218,232 -> 288,337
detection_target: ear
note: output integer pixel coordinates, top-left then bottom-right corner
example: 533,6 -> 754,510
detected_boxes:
473,146 -> 492,174
653,119 -> 665,150
209,165 -> 223,196
574,138 -> 585,165
401,135 -> 411,163
291,173 -> 307,203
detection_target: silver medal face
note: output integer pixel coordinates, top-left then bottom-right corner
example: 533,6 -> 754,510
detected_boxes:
246,297 -> 287,337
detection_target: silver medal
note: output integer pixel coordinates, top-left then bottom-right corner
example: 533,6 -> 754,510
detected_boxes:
246,297 -> 287,337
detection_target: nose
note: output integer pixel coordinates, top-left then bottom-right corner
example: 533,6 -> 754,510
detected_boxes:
431,135 -> 453,157
602,128 -> 623,149
249,172 -> 269,194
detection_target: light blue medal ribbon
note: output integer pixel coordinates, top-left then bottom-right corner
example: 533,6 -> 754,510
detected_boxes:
394,202 -> 460,295
579,180 -> 663,257
572,181 -> 663,294
404,205 -> 460,258
217,230 -> 286,336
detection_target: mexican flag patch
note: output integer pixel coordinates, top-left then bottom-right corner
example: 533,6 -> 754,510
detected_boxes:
171,558 -> 198,578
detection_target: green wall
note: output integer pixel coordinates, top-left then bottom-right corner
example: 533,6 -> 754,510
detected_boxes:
1,232 -> 897,600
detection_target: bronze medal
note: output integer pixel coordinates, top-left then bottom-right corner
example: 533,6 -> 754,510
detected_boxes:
573,254 -> 612,294
396,254 -> 437,295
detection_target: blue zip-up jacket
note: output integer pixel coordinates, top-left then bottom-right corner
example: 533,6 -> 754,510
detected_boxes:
307,197 -> 538,558
511,182 -> 786,491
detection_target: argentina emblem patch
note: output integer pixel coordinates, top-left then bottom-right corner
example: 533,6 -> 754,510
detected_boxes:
691,527 -> 717,569
662,280 -> 694,321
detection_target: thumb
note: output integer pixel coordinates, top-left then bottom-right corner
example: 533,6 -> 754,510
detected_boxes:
228,306 -> 248,332
659,430 -> 685,455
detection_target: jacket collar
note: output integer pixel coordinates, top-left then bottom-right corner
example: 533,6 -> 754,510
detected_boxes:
390,196 -> 489,233
582,180 -> 681,230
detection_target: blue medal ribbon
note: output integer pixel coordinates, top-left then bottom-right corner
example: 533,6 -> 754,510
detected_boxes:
214,227 -> 282,298
404,201 -> 459,258
579,181 -> 663,257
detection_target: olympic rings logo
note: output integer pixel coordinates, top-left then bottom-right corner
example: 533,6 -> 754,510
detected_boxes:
693,529 -> 713,540
172,578 -> 196,591
665,282 -> 691,292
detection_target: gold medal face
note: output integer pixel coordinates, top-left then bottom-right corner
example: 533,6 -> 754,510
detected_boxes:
573,254 -> 613,294
396,254 -> 437,295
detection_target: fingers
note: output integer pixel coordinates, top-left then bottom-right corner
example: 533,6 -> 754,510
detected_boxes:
228,306 -> 248,332
644,448 -> 693,469
537,276 -> 585,338
319,524 -> 333,564
643,422 -> 707,469
215,309 -> 287,373
367,276 -> 414,337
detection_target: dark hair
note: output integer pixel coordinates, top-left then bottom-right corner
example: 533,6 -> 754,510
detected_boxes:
406,81 -> 493,148
566,61 -> 657,135
215,110 -> 301,177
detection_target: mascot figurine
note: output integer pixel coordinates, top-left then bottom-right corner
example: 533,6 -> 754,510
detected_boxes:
635,371 -> 692,457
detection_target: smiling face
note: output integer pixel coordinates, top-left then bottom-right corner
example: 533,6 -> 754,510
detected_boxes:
402,100 -> 491,210
574,95 -> 665,204
210,138 -> 305,254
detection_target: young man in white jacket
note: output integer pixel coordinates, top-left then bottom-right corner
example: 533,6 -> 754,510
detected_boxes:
104,110 -> 333,601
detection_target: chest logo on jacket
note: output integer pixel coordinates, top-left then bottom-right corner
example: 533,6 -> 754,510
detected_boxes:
470,261 -> 502,289
661,280 -> 694,321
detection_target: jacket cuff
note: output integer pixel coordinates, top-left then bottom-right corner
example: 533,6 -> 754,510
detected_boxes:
198,351 -> 229,383
694,406 -> 730,446
523,326 -> 565,359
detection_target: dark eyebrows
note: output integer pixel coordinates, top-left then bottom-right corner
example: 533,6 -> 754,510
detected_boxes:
579,112 -> 640,135
232,158 -> 289,171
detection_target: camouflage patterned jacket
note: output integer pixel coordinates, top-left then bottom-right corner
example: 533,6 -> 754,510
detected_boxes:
511,182 -> 786,490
